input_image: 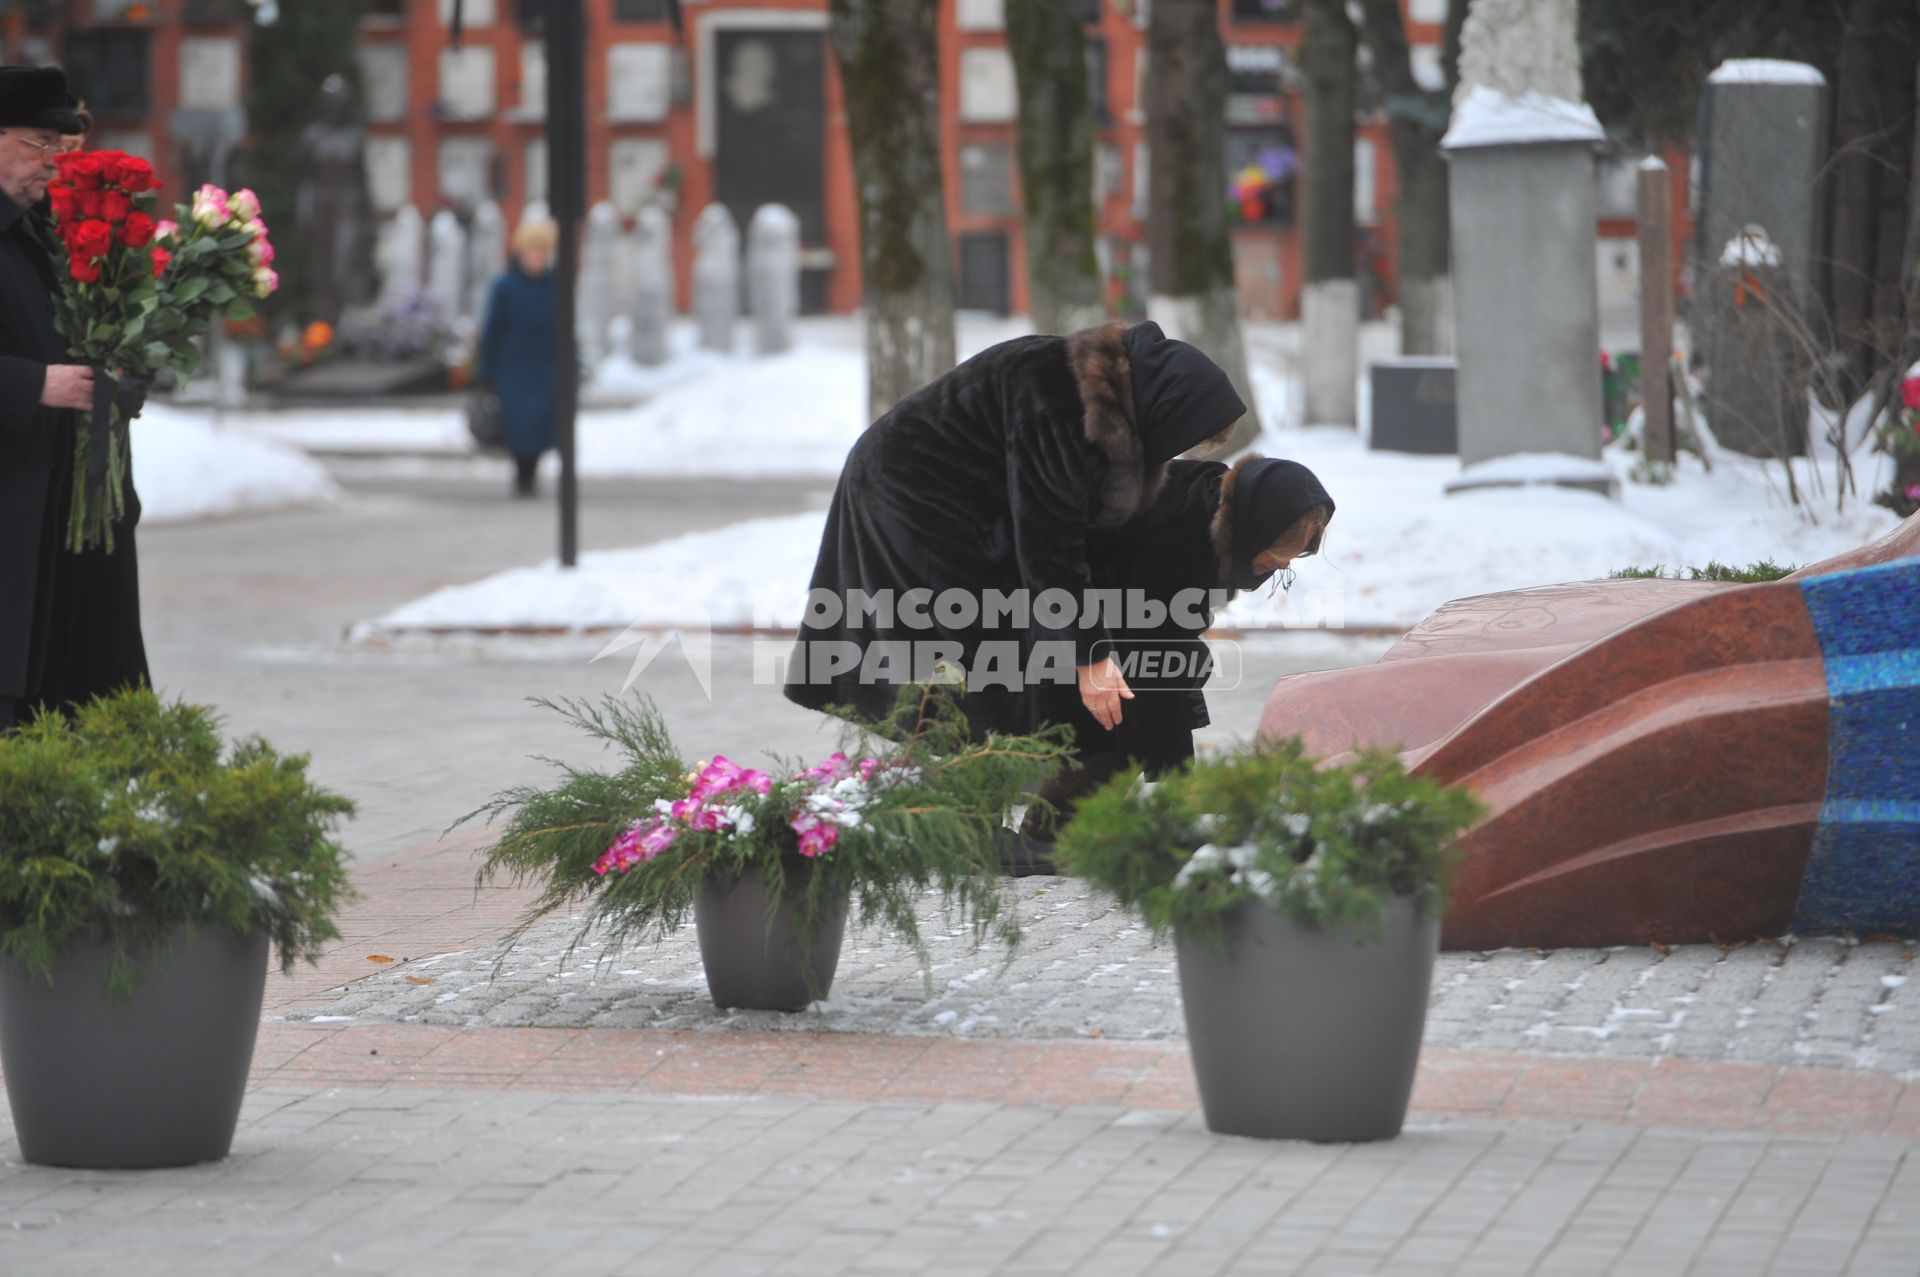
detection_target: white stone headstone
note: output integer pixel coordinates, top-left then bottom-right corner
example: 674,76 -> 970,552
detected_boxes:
377,204 -> 425,304
578,200 -> 623,361
746,203 -> 800,357
427,208 -> 467,322
692,203 -> 740,354
631,205 -> 672,367
467,199 -> 508,323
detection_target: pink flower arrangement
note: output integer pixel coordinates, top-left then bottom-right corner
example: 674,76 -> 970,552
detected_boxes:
591,752 -> 892,876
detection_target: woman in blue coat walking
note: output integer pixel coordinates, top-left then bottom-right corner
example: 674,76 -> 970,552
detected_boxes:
477,219 -> 558,497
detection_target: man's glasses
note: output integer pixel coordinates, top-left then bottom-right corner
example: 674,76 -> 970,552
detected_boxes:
4,133 -> 57,158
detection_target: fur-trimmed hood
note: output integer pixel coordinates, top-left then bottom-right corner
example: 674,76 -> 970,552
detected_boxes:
1208,455 -> 1256,589
1065,322 -> 1165,527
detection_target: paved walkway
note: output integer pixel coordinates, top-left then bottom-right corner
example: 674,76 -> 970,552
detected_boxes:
2,465 -> 1913,1276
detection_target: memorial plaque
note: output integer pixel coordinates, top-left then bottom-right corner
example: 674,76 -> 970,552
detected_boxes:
610,138 -> 670,214
365,136 -> 412,213
359,43 -> 409,123
524,138 -> 548,203
518,40 -> 546,118
178,36 -> 240,110
608,43 -> 671,122
438,0 -> 494,24
438,46 -> 495,121
438,137 -> 493,212
956,0 -> 1004,30
959,48 -> 1016,123
1369,358 -> 1459,455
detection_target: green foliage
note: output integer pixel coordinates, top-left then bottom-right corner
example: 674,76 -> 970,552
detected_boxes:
1608,561 -> 1797,583
244,0 -> 366,325
0,688 -> 357,997
1054,739 -> 1484,945
467,688 -> 1076,976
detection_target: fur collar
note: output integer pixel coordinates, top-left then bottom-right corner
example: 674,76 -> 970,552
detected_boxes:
1066,322 -> 1166,527
1208,455 -> 1259,589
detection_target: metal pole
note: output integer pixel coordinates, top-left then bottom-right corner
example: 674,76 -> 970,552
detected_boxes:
547,0 -> 585,568
1636,157 -> 1674,465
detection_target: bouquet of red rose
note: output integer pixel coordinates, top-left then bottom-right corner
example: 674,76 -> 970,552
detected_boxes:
46,150 -> 278,552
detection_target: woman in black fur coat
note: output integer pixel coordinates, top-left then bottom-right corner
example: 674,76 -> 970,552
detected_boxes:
784,320 -> 1248,739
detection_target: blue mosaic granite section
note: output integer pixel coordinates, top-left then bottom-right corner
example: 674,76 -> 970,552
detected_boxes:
1794,560 -> 1920,936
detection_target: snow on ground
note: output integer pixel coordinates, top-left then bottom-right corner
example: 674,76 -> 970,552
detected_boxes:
363,420 -> 1899,636
205,314 -> 1032,475
133,403 -> 342,524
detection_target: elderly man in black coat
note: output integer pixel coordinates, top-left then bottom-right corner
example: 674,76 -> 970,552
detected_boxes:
0,66 -> 149,731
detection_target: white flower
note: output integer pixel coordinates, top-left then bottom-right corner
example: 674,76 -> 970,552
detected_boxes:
720,806 -> 756,837
96,836 -> 120,857
1281,813 -> 1311,839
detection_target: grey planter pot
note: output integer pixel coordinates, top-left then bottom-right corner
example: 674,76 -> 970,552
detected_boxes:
694,868 -> 848,1012
0,927 -> 270,1169
1175,894 -> 1438,1142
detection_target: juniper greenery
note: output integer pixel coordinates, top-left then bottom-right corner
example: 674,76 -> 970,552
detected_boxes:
466,688 -> 1076,972
1054,739 -> 1484,945
1609,561 -> 1797,582
0,688 -> 357,997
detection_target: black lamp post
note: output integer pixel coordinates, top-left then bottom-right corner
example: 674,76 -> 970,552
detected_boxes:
448,0 -> 680,569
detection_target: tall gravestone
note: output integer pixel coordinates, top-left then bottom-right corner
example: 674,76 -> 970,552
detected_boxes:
747,204 -> 800,357
467,199 -> 508,323
376,203 -> 425,305
578,200 -> 622,362
426,209 -> 467,323
692,203 -> 740,354
1697,60 -> 1828,456
631,206 -> 673,367
1442,0 -> 1606,481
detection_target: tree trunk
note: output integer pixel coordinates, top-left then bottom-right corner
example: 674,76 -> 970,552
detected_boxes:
1823,0 -> 1915,404
1355,0 -> 1454,356
828,0 -> 957,421
1300,0 -> 1358,425
1145,0 -> 1257,453
1007,0 -> 1105,336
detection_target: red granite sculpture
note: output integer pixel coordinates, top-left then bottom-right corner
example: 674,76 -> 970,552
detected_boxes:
1258,516 -> 1920,950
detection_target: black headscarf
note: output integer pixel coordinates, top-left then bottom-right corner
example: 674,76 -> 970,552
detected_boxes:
1123,321 -> 1247,464
1228,458 -> 1335,591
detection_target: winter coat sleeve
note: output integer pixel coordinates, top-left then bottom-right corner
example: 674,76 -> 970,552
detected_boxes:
475,277 -> 505,386
1006,415 -> 1111,665
0,355 -> 45,432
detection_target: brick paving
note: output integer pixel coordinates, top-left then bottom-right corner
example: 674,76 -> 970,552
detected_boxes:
4,467 -> 1913,1276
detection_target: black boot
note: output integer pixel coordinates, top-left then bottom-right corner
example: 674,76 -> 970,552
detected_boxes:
995,826 -> 1058,877
512,455 -> 538,498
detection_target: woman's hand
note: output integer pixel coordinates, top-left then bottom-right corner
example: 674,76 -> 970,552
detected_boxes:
1078,657 -> 1134,731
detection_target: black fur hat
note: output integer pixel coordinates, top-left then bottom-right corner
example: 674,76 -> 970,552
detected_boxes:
0,66 -> 84,135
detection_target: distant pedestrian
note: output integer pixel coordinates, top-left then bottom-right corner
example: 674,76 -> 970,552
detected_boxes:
476,218 -> 558,498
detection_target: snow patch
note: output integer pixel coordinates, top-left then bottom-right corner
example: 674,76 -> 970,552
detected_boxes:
133,405 -> 343,523
1708,59 -> 1827,87
1719,228 -> 1783,269
1443,85 -> 1605,150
